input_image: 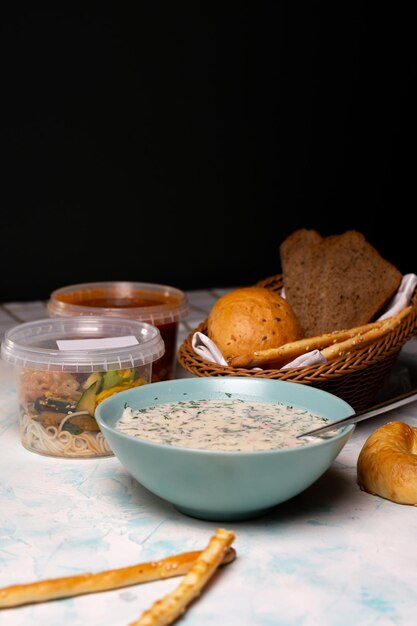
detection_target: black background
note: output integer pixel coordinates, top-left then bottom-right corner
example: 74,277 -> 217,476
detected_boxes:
2,4 -> 416,302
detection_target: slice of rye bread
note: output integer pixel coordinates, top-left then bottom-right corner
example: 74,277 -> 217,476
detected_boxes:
279,228 -> 323,336
280,229 -> 402,337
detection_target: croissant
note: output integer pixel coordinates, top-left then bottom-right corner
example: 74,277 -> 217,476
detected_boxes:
357,421 -> 417,505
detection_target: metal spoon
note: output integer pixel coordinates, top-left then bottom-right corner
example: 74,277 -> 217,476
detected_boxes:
296,387 -> 417,439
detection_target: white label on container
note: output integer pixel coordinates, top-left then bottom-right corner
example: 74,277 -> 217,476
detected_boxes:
56,335 -> 139,350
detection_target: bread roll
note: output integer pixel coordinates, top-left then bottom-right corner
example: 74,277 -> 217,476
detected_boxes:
207,287 -> 301,361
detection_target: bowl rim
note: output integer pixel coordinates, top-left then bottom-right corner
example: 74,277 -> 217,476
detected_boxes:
95,377 -> 355,456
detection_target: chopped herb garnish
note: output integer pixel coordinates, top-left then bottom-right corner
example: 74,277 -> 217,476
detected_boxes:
115,398 -> 329,452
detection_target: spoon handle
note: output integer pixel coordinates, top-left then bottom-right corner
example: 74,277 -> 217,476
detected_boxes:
297,387 -> 417,438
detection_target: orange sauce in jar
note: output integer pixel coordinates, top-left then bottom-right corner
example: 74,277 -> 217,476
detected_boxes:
49,284 -> 189,382
76,296 -> 164,307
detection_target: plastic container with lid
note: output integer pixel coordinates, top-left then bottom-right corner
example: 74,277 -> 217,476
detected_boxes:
47,281 -> 189,382
1,316 -> 164,459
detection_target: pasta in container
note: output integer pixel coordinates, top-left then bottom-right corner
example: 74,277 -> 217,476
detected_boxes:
0,316 -> 164,459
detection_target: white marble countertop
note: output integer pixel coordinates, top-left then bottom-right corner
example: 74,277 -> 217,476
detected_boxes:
1,293 -> 417,626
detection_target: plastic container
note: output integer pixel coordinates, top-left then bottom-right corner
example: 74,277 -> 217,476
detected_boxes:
0,316 -> 164,459
47,282 -> 189,382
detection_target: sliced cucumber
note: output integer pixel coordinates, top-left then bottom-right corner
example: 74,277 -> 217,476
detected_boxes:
82,372 -> 103,392
102,370 -> 122,390
61,422 -> 83,435
76,381 -> 98,417
102,368 -> 136,390
67,415 -> 100,432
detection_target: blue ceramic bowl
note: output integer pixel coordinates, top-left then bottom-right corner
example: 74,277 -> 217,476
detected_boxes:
95,377 -> 355,521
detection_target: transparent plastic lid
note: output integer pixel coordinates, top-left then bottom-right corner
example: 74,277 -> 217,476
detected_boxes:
47,281 -> 189,325
1,317 -> 165,372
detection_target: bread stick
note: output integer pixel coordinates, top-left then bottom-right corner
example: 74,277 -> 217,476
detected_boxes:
0,544 -> 236,609
322,306 -> 411,361
129,528 -> 236,626
229,319 -> 387,368
229,306 -> 411,369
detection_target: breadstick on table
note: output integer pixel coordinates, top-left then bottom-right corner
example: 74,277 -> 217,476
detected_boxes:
0,544 -> 236,609
229,319 -> 387,369
129,528 -> 236,626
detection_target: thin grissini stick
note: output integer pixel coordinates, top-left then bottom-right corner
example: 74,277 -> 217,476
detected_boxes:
229,319 -> 388,369
321,306 -> 412,361
0,545 -> 236,609
229,306 -> 412,369
129,528 -> 236,626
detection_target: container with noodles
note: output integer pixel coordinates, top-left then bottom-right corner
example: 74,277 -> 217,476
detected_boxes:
0,316 -> 164,458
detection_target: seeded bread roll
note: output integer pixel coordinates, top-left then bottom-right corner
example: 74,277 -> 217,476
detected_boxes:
207,286 -> 302,361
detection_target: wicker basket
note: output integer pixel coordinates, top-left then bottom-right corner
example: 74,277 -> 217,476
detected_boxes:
177,274 -> 417,411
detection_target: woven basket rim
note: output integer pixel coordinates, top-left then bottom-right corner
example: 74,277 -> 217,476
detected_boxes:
177,273 -> 417,382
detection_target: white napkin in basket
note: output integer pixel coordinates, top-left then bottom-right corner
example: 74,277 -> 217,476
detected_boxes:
192,273 -> 417,369
192,332 -> 228,366
377,273 -> 417,320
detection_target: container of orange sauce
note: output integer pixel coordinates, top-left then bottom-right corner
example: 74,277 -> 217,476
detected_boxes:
47,282 -> 189,382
